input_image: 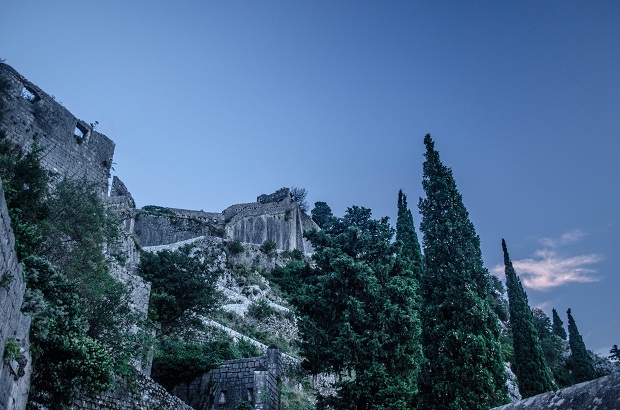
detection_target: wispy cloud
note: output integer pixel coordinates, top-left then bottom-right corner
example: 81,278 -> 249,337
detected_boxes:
494,230 -> 603,291
538,229 -> 585,248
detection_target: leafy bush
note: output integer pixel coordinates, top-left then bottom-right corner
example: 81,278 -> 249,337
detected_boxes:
23,256 -> 115,407
141,205 -> 175,215
236,400 -> 254,410
260,240 -> 277,256
228,240 -> 245,255
247,298 -> 274,321
152,338 -> 224,391
264,260 -> 311,300
138,245 -> 220,333
152,334 -> 261,391
3,338 -> 20,362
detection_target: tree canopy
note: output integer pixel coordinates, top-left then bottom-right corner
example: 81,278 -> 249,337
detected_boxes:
295,205 -> 422,409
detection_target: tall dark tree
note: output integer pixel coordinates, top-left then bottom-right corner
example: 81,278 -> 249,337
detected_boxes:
311,201 -> 335,229
295,206 -> 422,409
552,308 -> 567,340
502,239 -> 554,397
396,190 -> 423,282
566,308 -> 597,383
609,345 -> 620,363
418,134 -> 508,409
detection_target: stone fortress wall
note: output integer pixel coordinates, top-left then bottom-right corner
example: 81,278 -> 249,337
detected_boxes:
0,63 -> 115,194
131,187 -> 318,253
0,182 -> 31,410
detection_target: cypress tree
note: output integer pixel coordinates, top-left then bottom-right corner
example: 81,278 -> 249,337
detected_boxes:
396,189 -> 423,281
566,308 -> 597,383
552,308 -> 567,340
418,134 -> 508,409
502,239 -> 554,397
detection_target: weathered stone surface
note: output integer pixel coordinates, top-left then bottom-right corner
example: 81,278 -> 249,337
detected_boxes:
70,374 -> 193,410
133,210 -> 220,247
0,63 -> 115,195
0,181 -> 31,410
223,198 -> 317,253
108,176 -> 136,209
492,372 -> 620,410
131,191 -> 318,253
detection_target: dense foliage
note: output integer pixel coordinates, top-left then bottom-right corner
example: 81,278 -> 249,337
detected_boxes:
311,201 -> 335,229
502,239 -> 554,397
138,245 -> 220,334
151,334 -> 258,391
418,134 -> 508,409
0,132 -> 143,407
295,205 -> 422,409
531,308 -> 571,387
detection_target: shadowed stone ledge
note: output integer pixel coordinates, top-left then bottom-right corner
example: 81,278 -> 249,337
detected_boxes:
493,372 -> 620,410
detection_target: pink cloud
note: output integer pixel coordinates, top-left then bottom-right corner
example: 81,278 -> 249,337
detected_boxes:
493,229 -> 603,291
494,249 -> 602,291
513,250 -> 602,291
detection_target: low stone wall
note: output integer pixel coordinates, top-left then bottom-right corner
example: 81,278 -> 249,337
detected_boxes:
0,181 -> 31,410
70,374 -> 193,410
492,372 -> 620,410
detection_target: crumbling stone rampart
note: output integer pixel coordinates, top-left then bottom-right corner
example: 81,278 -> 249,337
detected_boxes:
133,211 -> 220,247
132,189 -> 317,252
0,181 -> 31,410
0,63 -> 115,194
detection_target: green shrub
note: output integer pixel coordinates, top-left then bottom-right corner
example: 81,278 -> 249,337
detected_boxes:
247,298 -> 274,321
152,338 -> 225,391
260,240 -> 277,256
142,205 -> 175,215
236,400 -> 254,410
228,240 -> 245,255
3,338 -> 20,362
138,245 -> 220,333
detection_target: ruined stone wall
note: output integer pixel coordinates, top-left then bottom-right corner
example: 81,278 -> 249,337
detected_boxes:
133,211 -> 220,247
0,64 -> 114,194
224,201 -> 317,253
70,374 -> 193,410
0,181 -> 31,410
173,348 -> 281,410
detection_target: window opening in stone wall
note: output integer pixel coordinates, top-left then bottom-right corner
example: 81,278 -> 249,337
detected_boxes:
74,123 -> 88,143
219,390 -> 227,405
21,86 -> 40,103
247,388 -> 254,403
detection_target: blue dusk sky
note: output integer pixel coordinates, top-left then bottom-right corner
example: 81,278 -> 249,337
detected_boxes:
1,2 -> 619,356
